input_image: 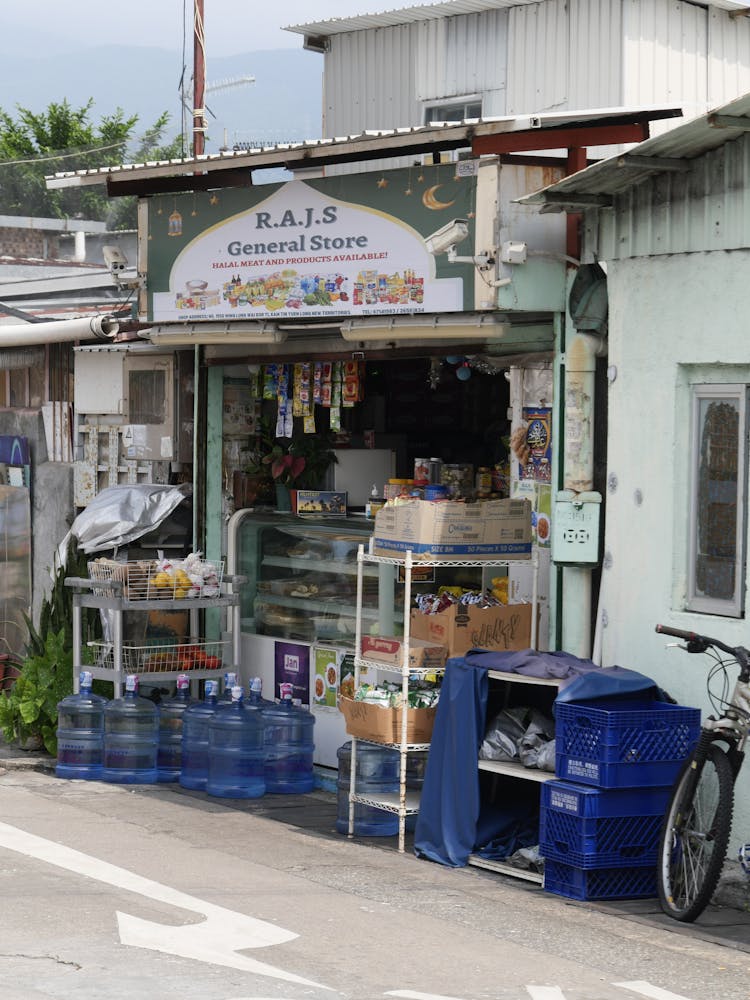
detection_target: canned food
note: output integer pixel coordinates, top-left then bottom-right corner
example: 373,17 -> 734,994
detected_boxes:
413,458 -> 430,484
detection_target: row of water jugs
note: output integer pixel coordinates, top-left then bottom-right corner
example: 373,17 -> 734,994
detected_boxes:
56,670 -> 315,798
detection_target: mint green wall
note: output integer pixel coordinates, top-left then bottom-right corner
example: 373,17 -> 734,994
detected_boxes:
204,365 -> 224,639
599,249 -> 750,850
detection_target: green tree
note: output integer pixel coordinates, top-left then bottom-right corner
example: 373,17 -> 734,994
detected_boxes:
0,99 -> 183,228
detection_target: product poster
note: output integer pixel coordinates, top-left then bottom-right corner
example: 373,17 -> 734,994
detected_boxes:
511,407 -> 552,483
273,641 -> 310,704
313,646 -> 341,708
146,165 -> 478,322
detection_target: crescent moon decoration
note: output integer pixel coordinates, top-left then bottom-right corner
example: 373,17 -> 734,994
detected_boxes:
422,184 -> 456,210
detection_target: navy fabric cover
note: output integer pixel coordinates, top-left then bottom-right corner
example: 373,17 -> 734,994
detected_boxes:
413,650 -> 662,868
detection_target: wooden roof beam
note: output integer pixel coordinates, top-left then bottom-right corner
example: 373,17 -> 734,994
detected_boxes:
472,122 -> 649,155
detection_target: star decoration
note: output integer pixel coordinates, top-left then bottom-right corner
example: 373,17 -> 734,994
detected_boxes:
191,210 -> 198,216
376,177 -> 388,189
156,206 -> 163,215
417,174 -> 424,183
405,187 -> 412,196
467,211 -> 476,219
209,194 -> 219,205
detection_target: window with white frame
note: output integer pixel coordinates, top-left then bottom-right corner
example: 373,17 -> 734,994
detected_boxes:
687,384 -> 748,617
423,99 -> 483,125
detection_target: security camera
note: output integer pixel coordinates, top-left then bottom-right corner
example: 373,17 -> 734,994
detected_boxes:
423,218 -> 470,256
102,245 -> 128,272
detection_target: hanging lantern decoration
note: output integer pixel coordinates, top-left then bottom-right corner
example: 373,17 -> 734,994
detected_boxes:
456,361 -> 472,381
168,206 -> 183,237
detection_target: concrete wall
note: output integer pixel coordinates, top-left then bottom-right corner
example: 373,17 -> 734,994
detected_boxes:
0,227 -> 60,260
599,248 -> 750,848
0,409 -> 74,629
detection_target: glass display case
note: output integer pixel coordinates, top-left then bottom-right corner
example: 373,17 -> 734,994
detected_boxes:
229,511 -> 391,647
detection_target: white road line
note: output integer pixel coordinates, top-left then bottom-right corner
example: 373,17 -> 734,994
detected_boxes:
614,982 -> 694,1000
526,988 -> 568,1000
0,820 -> 329,989
385,992 -> 468,999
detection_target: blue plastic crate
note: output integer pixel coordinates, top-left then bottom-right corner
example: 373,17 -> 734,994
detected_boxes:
540,780 -> 672,868
543,858 -> 658,901
555,699 -> 700,788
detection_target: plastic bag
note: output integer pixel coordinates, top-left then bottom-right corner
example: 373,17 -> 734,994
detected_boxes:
479,707 -> 528,761
518,709 -> 556,770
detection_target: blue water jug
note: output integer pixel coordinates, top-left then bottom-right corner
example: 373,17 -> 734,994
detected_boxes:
102,674 -> 159,784
56,670 -> 107,780
263,684 -> 315,794
336,741 -> 399,836
206,686 -> 265,799
157,674 -> 194,782
179,680 -> 219,791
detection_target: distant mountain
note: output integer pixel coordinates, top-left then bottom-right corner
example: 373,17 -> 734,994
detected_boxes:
0,46 -> 323,156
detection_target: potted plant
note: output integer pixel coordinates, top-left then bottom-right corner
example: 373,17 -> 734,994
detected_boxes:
263,431 -> 339,510
263,443 -> 306,511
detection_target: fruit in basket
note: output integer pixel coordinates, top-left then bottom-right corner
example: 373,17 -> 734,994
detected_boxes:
153,571 -> 173,590
205,655 -> 221,669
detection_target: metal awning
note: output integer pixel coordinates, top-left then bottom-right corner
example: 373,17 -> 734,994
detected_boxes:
516,92 -> 750,211
45,107 -> 682,199
286,0 -> 750,38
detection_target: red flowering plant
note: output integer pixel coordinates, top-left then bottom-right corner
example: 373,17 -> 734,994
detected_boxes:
263,444 -> 306,487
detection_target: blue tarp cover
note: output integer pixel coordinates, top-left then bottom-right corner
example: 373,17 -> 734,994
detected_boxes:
413,649 -> 662,868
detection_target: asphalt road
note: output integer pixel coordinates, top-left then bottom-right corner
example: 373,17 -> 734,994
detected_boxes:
0,764 -> 749,1000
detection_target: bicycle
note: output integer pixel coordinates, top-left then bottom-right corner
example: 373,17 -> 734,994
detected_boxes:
654,623 -> 750,922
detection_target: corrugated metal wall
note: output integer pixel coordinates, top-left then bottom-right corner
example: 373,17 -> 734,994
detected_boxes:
321,0 -> 750,173
506,0 -> 570,115
708,5 -> 750,110
593,132 -> 750,259
622,0 -> 708,123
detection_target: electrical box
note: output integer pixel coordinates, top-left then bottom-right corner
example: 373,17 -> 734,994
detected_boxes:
552,490 -> 602,565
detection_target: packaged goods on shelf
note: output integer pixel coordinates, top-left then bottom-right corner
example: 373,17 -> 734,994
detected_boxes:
373,498 -> 531,561
410,601 -> 532,656
88,553 -> 223,600
338,696 -> 436,743
360,634 -> 447,670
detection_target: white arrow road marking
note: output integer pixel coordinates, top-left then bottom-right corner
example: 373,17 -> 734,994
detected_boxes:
0,820 -> 329,989
526,989 -> 568,999
614,983 -> 693,1000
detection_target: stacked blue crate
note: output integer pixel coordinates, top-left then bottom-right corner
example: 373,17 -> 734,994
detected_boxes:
541,699 -> 700,901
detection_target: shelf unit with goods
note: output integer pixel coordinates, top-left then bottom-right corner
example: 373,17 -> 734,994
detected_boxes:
65,565 -> 245,697
349,541 -> 539,854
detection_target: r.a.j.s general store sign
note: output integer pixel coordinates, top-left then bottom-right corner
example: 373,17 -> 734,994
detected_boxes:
146,164 -> 478,322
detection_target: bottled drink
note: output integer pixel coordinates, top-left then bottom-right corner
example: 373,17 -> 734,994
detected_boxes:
179,680 -> 219,791
206,686 -> 265,799
56,670 -> 108,781
336,741 -> 399,836
101,674 -> 159,784
263,684 -> 315,794
157,674 -> 194,783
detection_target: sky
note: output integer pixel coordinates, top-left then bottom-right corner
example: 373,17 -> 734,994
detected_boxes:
0,1 -> 384,56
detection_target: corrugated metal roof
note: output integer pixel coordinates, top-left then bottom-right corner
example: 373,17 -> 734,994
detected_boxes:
45,107 -> 681,193
517,91 -> 750,209
287,0 -> 750,38
285,0 -> 536,37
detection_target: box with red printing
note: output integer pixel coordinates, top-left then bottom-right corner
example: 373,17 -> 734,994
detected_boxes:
360,634 -> 447,670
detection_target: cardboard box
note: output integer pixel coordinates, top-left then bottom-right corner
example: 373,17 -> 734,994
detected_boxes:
410,602 -> 532,657
294,490 -> 348,515
338,696 -> 436,743
360,634 -> 447,670
373,498 -> 531,561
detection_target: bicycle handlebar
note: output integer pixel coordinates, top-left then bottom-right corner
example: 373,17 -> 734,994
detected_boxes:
655,624 -> 698,642
655,624 -> 750,674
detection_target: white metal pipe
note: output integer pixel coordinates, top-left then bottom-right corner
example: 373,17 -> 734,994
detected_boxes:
0,314 -> 119,347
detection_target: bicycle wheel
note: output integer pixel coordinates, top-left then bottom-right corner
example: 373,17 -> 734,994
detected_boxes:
657,743 -> 735,922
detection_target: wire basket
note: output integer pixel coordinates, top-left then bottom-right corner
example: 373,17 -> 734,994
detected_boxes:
87,558 -> 224,600
88,638 -> 227,674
